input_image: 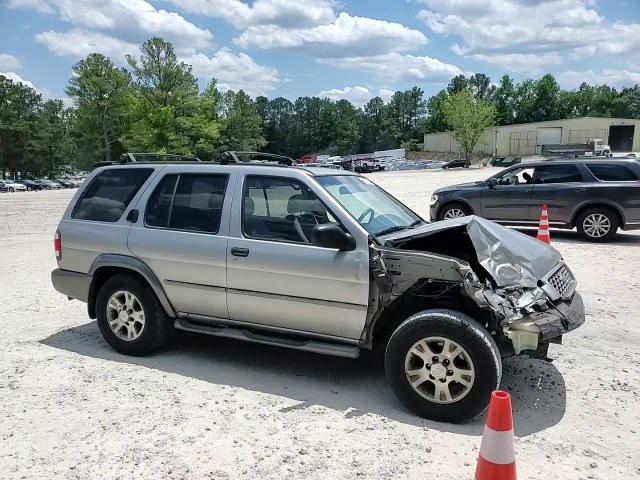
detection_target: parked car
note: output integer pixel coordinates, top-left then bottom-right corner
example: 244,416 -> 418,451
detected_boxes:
18,179 -> 43,191
491,156 -> 521,167
430,159 -> 640,242
0,180 -> 27,192
40,179 -> 62,190
426,160 -> 447,169
55,178 -> 75,188
51,158 -> 585,422
442,159 -> 468,169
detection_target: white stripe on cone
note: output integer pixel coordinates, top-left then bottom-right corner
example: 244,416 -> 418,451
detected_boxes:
478,426 -> 516,465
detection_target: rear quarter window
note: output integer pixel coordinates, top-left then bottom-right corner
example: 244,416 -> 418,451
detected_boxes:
72,168 -> 153,222
586,164 -> 638,181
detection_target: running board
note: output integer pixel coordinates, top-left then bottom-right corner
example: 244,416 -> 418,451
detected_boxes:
174,318 -> 360,358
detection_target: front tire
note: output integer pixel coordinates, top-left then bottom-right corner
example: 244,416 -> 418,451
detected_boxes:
385,309 -> 501,422
96,274 -> 174,356
576,207 -> 618,242
438,202 -> 471,220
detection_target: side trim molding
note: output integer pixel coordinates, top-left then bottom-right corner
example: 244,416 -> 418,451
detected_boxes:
227,287 -> 367,311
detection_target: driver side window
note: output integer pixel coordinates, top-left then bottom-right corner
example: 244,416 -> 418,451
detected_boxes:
496,167 -> 535,186
242,176 -> 340,244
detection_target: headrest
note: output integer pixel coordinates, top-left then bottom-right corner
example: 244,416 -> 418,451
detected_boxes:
244,196 -> 254,215
287,194 -> 324,214
208,193 -> 224,209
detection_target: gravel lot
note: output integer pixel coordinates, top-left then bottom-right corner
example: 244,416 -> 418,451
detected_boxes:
1,168 -> 639,480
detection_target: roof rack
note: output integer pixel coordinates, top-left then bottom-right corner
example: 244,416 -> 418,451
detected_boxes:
118,153 -> 202,163
218,151 -> 295,166
93,151 -> 296,169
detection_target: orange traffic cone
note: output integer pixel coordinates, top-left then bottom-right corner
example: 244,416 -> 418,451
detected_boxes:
536,204 -> 551,244
475,390 -> 516,480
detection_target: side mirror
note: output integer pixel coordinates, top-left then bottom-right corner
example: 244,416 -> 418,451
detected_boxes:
311,224 -> 356,251
488,178 -> 498,188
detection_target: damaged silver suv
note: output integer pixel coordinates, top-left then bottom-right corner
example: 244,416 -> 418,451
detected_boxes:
51,157 -> 585,422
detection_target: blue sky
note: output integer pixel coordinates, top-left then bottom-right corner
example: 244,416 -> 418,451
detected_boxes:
1,0 -> 640,106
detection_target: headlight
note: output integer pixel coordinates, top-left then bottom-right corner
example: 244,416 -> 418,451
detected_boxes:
430,194 -> 439,204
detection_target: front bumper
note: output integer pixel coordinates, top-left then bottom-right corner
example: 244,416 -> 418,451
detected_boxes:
429,203 -> 439,221
505,291 -> 585,354
51,268 -> 91,302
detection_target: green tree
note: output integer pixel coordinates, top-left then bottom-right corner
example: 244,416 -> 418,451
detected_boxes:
0,75 -> 42,178
126,37 -> 199,152
494,75 -> 516,125
220,90 -> 266,151
65,53 -> 131,163
442,90 -> 497,166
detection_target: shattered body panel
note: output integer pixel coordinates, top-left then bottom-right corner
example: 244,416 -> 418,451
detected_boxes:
365,216 -> 585,356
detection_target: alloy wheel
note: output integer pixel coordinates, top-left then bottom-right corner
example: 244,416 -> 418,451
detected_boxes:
443,208 -> 466,219
106,290 -> 145,341
405,336 -> 475,404
583,213 -> 611,238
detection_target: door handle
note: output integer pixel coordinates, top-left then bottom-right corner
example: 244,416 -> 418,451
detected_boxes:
231,247 -> 250,257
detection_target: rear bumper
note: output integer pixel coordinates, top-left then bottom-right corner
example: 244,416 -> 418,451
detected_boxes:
51,268 -> 90,302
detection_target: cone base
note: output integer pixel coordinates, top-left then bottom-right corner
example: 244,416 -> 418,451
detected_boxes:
475,456 -> 516,480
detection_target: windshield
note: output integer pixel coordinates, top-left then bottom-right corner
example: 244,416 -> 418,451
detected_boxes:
315,175 -> 423,236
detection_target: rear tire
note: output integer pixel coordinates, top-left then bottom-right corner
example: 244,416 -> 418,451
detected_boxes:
96,274 -> 174,356
385,309 -> 501,423
438,202 -> 471,220
576,207 -> 618,242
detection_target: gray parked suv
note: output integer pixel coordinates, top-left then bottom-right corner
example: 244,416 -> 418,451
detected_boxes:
430,159 -> 640,242
51,159 -> 585,422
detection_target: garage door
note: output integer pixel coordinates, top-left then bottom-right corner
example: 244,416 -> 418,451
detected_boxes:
537,127 -> 562,153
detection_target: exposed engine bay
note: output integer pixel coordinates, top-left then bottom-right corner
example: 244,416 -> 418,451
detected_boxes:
363,216 -> 585,358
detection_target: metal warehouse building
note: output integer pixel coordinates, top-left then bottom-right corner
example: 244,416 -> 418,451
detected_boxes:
423,116 -> 640,156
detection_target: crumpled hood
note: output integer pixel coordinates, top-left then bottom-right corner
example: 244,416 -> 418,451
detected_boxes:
382,216 -> 561,288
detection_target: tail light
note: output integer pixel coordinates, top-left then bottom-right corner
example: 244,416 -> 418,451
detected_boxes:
54,229 -> 62,260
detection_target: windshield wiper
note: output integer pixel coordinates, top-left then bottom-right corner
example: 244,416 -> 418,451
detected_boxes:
375,225 -> 411,236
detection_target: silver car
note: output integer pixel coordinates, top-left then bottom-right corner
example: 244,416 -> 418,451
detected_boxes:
51,159 -> 585,422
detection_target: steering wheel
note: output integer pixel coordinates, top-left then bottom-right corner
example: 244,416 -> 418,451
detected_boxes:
357,208 -> 375,224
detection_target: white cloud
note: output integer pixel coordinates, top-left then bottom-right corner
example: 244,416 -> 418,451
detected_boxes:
36,29 -> 139,60
556,68 -> 640,88
0,71 -> 50,97
469,52 -> 564,73
10,0 -> 213,56
318,86 -> 398,107
6,0 -> 53,13
320,52 -> 464,83
0,53 -> 22,71
184,49 -> 280,97
235,12 -> 427,58
170,0 -> 336,28
417,0 -> 640,71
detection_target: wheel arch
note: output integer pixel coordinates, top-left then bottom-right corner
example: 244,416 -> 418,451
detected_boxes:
87,254 -> 176,319
369,285 -> 493,351
570,201 -> 625,228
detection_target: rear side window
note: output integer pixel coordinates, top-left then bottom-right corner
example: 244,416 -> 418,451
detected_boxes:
72,168 -> 153,222
145,174 -> 228,234
534,165 -> 582,184
586,164 -> 638,181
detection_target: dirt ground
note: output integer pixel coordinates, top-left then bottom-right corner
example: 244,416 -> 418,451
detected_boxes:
1,168 -> 639,480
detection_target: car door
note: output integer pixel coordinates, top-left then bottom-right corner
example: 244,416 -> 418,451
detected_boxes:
529,164 -> 585,225
128,166 -> 236,319
480,166 -> 536,222
226,171 -> 370,341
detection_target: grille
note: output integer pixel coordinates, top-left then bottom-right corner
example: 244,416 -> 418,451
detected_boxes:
548,264 -> 575,298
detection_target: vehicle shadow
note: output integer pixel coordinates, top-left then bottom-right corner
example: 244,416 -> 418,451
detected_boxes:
40,321 -> 566,437
515,227 -> 640,245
